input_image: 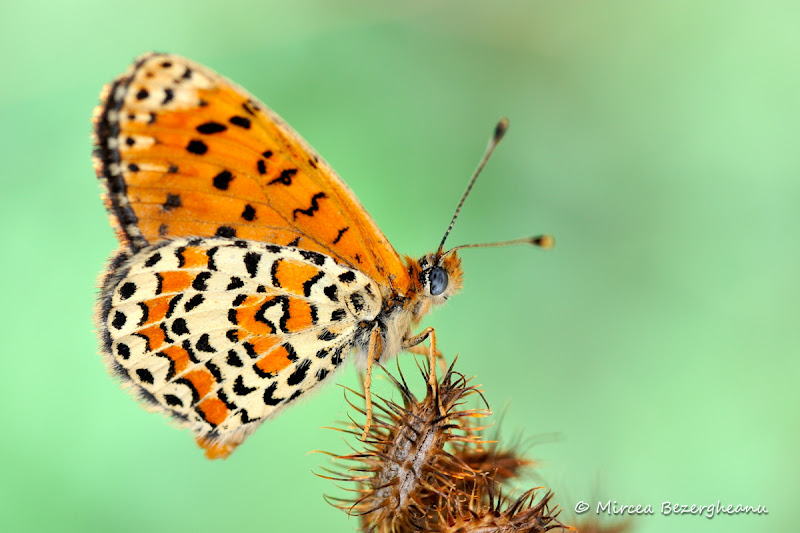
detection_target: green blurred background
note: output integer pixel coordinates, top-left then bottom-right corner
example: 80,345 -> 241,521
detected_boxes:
1,1 -> 797,531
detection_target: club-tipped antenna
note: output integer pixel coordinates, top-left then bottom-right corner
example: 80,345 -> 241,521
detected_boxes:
443,234 -> 555,256
438,118 -> 509,254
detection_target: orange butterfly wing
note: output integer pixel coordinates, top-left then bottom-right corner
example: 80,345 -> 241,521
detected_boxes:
93,52 -> 410,295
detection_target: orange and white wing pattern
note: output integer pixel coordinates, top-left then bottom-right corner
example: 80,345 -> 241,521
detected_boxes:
93,52 -> 411,295
92,53 -> 408,458
100,237 -> 381,458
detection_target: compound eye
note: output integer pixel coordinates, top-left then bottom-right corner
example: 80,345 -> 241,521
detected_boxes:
429,267 -> 449,296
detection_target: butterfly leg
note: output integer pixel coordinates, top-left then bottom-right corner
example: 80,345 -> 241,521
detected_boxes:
361,324 -> 382,441
402,327 -> 440,392
405,341 -> 447,376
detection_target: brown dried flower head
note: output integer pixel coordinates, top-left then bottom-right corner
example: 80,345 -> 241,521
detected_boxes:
323,359 -> 572,533
325,362 -> 488,532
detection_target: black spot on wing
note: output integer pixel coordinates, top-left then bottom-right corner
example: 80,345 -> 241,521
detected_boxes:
191,272 -> 211,291
241,204 -> 256,221
116,343 -> 130,360
171,319 -> 188,336
212,170 -> 234,190
215,226 -> 236,238
186,139 -> 208,155
145,252 -> 162,268
196,121 -> 227,134
263,383 -> 284,406
196,333 -> 216,353
349,293 -> 365,313
302,271 -> 325,297
229,115 -> 251,129
162,88 -> 174,105
119,282 -> 136,300
270,259 -> 282,288
233,375 -> 256,396
136,368 -> 154,384
226,350 -> 243,367
112,311 -> 126,330
287,359 -> 311,386
332,226 -> 349,245
299,250 -> 325,266
244,252 -> 261,277
137,302 -> 149,326
163,193 -> 181,211
166,294 -> 182,318
292,192 -> 327,220
323,285 -> 338,302
184,294 -> 204,311
317,328 -> 337,341
268,168 -> 297,186
164,394 -> 183,407
206,247 -> 218,271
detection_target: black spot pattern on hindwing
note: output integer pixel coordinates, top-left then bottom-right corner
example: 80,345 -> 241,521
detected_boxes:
244,252 -> 260,277
338,271 -> 356,284
233,375 -> 255,396
192,272 -> 212,291
287,359 -> 310,386
136,368 -> 154,384
349,292 -> 365,313
184,294 -> 204,311
303,271 -> 325,297
166,294 -> 182,318
323,285 -> 338,302
117,343 -> 131,360
196,334 -> 216,353
137,302 -> 149,326
145,252 -> 162,268
299,250 -> 325,266
263,383 -> 284,406
119,282 -> 136,300
206,247 -> 218,270
112,311 -> 126,329
226,350 -> 243,367
164,394 -> 183,407
171,318 -> 189,335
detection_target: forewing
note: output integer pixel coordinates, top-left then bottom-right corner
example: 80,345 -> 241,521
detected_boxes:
98,237 -> 381,458
93,53 -> 411,294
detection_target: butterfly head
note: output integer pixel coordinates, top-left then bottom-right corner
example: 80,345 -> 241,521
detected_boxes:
414,251 -> 464,305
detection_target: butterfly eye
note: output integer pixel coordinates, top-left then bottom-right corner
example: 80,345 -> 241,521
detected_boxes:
429,267 -> 449,296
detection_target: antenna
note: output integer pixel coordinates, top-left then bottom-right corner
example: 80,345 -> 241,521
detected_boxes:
443,234 -> 555,256
438,118 -> 509,254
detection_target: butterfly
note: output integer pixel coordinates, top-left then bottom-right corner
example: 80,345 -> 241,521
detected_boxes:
92,53 -> 552,459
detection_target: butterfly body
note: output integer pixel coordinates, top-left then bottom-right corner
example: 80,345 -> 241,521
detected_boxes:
93,53 -> 465,457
